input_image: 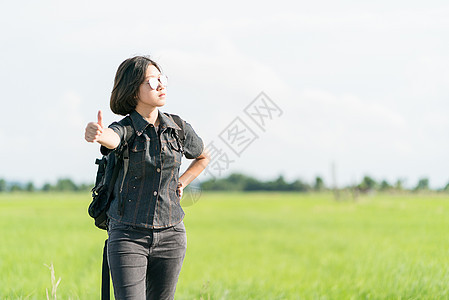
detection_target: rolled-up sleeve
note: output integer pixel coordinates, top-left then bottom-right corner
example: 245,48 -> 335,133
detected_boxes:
99,122 -> 125,156
109,122 -> 125,141
183,121 -> 204,159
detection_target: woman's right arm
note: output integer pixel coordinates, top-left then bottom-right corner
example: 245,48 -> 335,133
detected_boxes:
84,110 -> 121,150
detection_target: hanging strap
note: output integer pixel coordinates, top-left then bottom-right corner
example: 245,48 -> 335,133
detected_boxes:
118,125 -> 133,216
169,114 -> 185,141
118,137 -> 129,215
101,239 -> 110,300
169,114 -> 186,154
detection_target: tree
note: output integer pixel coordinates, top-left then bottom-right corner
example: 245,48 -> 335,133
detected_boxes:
290,179 -> 310,192
358,176 -> 377,192
227,173 -> 251,190
414,178 -> 429,191
42,183 -> 53,192
379,180 -> 392,191
78,183 -> 94,192
394,179 -> 404,191
313,176 -> 325,191
272,175 -> 289,191
244,177 -> 264,191
25,182 -> 35,192
55,178 -> 78,192
10,183 -> 23,192
0,179 -> 6,192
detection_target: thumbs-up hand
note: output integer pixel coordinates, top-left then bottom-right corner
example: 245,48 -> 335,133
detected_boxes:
85,110 -> 104,143
97,110 -> 103,129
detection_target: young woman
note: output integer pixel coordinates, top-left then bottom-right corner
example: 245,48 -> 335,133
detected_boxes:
85,56 -> 210,299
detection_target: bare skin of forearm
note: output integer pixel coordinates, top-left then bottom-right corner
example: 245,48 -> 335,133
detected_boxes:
179,150 -> 210,188
97,128 -> 121,149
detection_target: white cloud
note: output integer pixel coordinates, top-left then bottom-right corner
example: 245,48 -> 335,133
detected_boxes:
278,89 -> 408,151
162,40 -> 289,95
153,37 -> 292,135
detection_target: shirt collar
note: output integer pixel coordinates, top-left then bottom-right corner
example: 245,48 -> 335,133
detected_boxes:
129,110 -> 181,136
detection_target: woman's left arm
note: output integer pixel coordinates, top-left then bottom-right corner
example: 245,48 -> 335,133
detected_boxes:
177,148 -> 211,198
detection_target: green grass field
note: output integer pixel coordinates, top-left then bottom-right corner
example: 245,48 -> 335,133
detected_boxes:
1,192 -> 449,299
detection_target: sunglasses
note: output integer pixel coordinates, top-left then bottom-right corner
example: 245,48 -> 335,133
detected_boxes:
146,74 -> 168,90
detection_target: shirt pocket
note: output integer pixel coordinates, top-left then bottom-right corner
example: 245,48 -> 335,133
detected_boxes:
130,136 -> 147,152
166,138 -> 182,165
129,136 -> 147,168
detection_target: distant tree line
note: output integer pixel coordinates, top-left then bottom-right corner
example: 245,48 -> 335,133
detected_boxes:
0,174 -> 447,193
355,176 -> 440,193
0,178 -> 92,193
201,173 -> 316,192
201,173 -> 449,193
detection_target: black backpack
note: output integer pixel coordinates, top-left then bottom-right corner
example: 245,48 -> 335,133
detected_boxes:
88,113 -> 185,299
88,121 -> 134,230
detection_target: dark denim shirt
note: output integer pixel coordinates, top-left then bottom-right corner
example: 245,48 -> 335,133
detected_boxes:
106,110 -> 204,229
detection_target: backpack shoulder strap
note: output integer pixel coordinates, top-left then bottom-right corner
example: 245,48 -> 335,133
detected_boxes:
98,116 -> 135,216
169,114 -> 185,142
116,122 -> 134,216
120,116 -> 135,146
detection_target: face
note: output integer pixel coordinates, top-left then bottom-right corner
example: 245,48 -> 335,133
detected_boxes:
136,64 -> 167,109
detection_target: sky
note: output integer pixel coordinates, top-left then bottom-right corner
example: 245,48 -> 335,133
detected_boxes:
0,0 -> 448,189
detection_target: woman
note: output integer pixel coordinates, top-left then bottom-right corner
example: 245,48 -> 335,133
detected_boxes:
85,56 -> 210,299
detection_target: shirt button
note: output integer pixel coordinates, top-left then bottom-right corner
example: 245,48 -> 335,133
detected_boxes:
153,191 -> 158,196
156,168 -> 161,173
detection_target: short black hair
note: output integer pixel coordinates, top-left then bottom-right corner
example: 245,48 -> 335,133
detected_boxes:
110,56 -> 162,116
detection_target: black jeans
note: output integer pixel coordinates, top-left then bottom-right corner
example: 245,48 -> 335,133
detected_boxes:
107,220 -> 187,300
